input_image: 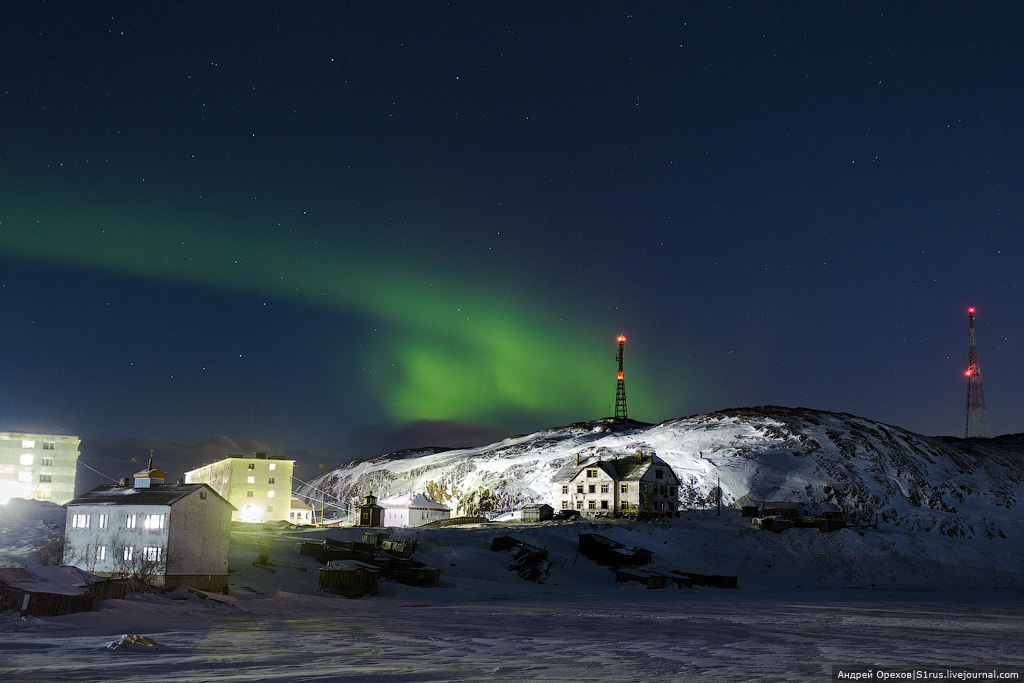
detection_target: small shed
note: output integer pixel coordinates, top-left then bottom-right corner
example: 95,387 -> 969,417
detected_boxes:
318,560 -> 381,598
0,566 -> 127,617
520,503 -> 554,522
355,493 -> 385,527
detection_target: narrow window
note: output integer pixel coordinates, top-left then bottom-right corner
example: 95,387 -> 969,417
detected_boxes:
123,546 -> 134,562
98,514 -> 109,530
561,485 -> 568,494
126,514 -> 137,529
620,484 -> 628,494
96,546 -> 106,561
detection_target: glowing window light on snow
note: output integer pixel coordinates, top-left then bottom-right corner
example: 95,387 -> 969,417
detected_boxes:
240,504 -> 264,523
0,481 -> 30,505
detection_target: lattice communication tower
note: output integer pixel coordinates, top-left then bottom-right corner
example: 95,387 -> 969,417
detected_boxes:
614,334 -> 628,419
965,307 -> 989,439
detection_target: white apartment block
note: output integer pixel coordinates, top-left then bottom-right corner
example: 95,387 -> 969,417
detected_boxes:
0,432 -> 80,505
184,452 -> 294,523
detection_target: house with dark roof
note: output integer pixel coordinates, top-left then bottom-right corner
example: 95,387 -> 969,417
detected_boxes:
62,460 -> 235,592
551,451 -> 680,518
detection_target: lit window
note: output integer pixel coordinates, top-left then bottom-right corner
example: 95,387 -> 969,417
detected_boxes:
41,457 -> 54,466
20,454 -> 33,466
126,514 -> 137,529
142,546 -> 162,562
39,474 -> 52,483
247,476 -> 255,484
269,463 -> 276,471
143,514 -> 165,530
43,442 -> 54,450
72,514 -> 90,529
37,490 -> 51,500
21,440 -> 35,449
267,490 -> 275,498
98,514 -> 108,530
96,546 -> 106,561
123,546 -> 134,562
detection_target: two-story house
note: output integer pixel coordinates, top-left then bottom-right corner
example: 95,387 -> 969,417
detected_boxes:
62,461 -> 234,592
551,451 -> 680,518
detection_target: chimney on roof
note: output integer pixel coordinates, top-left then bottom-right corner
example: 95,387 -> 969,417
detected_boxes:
637,449 -> 642,464
574,453 -> 579,466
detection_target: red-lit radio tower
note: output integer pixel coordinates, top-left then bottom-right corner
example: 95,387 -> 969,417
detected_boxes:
965,307 -> 989,439
614,334 -> 628,419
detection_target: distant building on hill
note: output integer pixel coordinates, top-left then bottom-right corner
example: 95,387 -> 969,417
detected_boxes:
62,461 -> 234,592
0,432 -> 80,505
551,451 -> 680,518
380,493 -> 452,527
183,452 -> 294,523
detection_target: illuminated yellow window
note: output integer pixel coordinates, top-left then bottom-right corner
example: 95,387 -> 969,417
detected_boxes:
247,476 -> 255,484
267,490 -> 275,498
21,440 -> 35,449
20,454 -> 33,465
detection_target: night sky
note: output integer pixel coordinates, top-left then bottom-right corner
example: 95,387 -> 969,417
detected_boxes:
3,3 -> 1023,488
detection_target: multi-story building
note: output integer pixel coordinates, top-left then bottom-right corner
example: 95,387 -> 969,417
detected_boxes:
551,451 -> 680,518
0,432 -> 81,505
183,452 -> 294,523
62,462 -> 234,592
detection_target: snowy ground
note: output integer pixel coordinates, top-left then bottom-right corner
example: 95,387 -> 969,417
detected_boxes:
2,501 -> 1023,682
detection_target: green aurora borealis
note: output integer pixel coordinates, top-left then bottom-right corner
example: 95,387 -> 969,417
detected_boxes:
1,190 -> 644,427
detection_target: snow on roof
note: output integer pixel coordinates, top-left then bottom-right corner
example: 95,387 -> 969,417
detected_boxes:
66,483 -> 235,510
0,565 -> 104,596
378,492 -> 451,511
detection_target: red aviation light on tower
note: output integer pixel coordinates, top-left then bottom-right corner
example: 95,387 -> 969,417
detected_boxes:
968,307 -> 976,314
617,334 -> 626,344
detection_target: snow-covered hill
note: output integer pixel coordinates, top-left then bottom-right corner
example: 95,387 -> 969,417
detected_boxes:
300,406 -> 1024,539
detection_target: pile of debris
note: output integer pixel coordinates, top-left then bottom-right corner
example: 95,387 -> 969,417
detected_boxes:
306,531 -> 440,598
577,533 -> 738,591
490,535 -> 551,583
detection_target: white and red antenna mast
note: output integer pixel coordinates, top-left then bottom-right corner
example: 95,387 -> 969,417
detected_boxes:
965,307 -> 989,438
614,334 -> 628,419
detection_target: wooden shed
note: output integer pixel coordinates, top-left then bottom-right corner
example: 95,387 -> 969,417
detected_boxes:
520,504 -> 554,522
0,566 -> 127,617
355,493 -> 385,527
318,560 -> 381,598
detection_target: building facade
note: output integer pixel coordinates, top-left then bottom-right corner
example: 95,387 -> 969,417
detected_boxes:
289,497 -> 313,525
62,465 -> 234,592
380,493 -> 452,527
184,452 -> 294,523
552,451 -> 680,518
0,432 -> 80,505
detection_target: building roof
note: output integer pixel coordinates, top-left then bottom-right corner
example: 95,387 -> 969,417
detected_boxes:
290,497 -> 313,511
66,482 -> 235,510
378,492 -> 452,512
0,566 -> 105,596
